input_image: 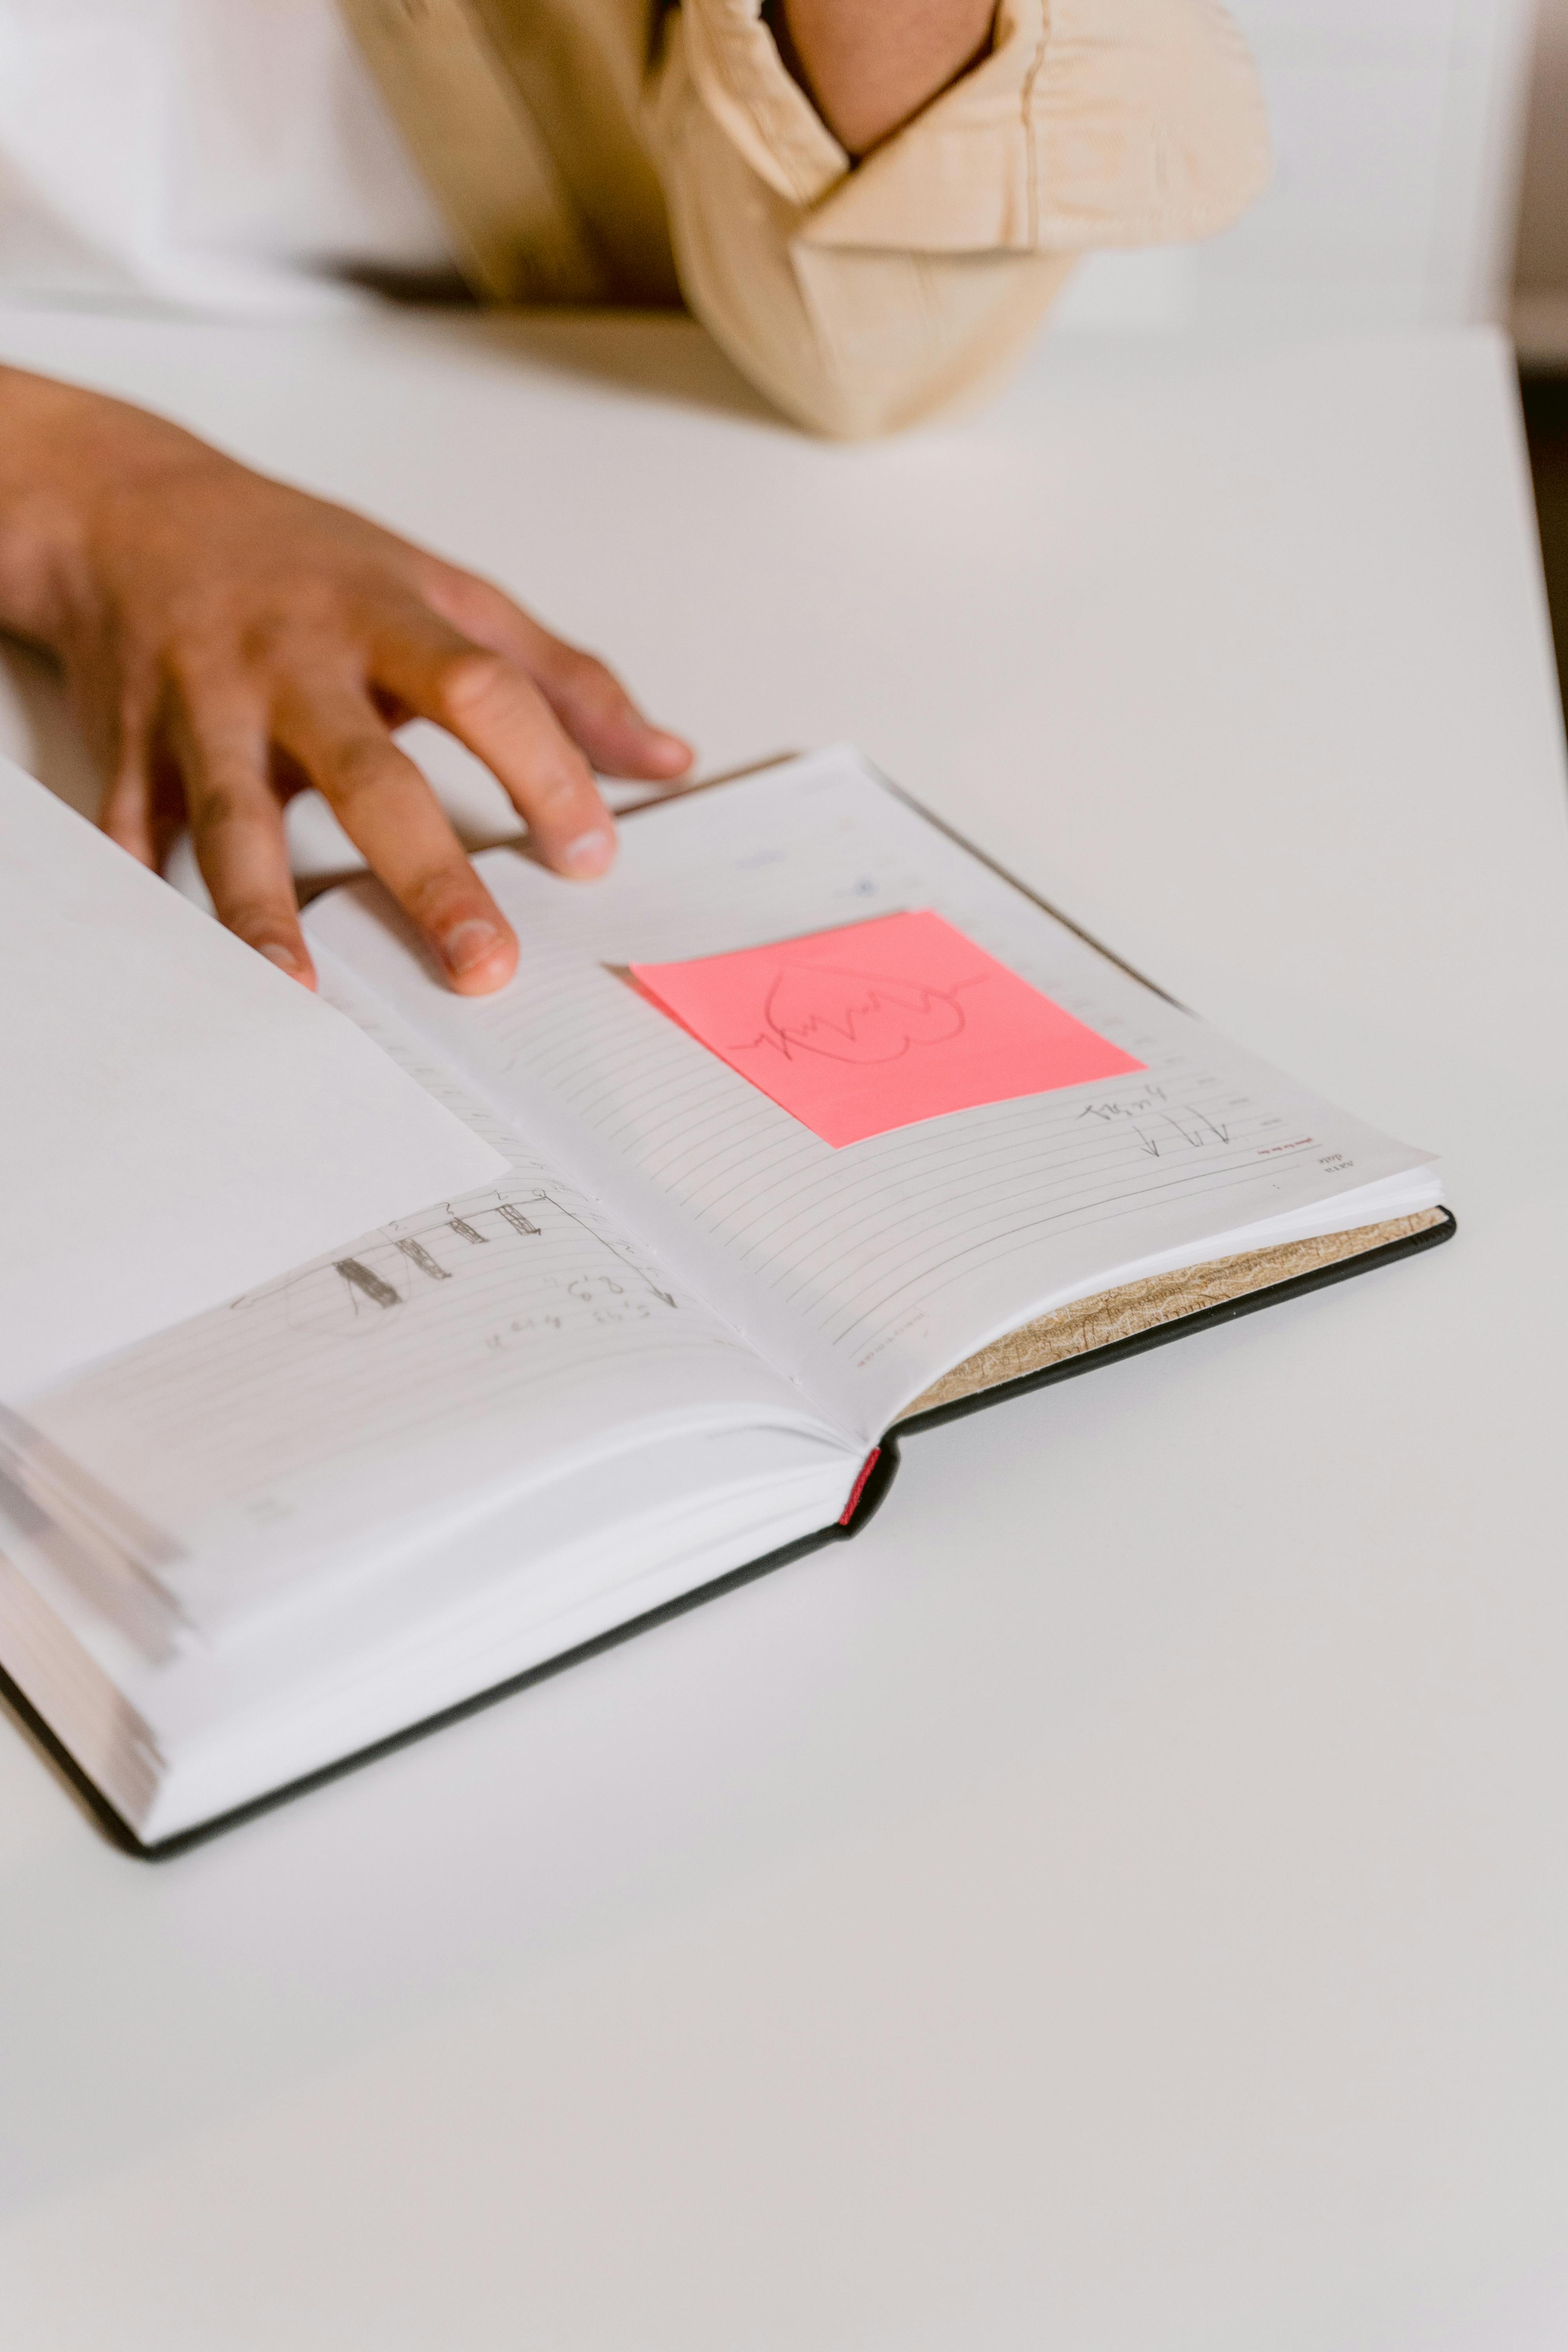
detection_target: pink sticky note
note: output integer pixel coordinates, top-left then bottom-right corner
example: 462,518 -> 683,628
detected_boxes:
630,910 -> 1145,1148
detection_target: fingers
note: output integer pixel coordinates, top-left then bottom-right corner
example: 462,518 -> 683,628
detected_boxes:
272,682 -> 518,993
97,688 -> 184,871
525,633 -> 694,784
372,616 -> 622,878
169,702 -> 316,986
85,559 -> 691,1002
100,755 -> 162,868
426,575 -> 693,783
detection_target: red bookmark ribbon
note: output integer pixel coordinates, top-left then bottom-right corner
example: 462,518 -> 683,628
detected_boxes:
838,1448 -> 882,1526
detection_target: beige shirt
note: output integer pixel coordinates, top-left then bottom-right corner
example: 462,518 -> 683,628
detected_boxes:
340,0 -> 1269,438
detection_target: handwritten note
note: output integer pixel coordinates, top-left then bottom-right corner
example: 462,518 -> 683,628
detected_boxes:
630,911 -> 1144,1147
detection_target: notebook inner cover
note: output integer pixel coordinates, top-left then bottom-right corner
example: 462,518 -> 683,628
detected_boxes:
899,1210 -> 1449,1420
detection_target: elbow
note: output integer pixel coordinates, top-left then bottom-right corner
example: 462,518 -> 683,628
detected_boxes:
677,233 -> 1080,441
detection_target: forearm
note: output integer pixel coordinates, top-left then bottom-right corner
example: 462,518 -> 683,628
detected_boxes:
770,0 -> 995,155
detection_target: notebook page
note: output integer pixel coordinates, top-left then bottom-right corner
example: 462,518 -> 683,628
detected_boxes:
0,757 -> 506,1397
18,954 -> 845,1637
304,751 -> 1436,1441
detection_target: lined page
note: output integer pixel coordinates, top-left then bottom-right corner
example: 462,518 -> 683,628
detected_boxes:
23,964 -> 837,1633
306,751 -> 1436,1439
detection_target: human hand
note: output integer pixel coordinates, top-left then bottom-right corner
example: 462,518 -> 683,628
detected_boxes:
0,370 -> 691,992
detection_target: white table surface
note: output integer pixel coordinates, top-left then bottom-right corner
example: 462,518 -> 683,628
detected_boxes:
1,308 -> 1566,2352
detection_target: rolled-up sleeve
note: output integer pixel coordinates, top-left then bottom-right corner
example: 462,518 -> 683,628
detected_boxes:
646,0 -> 1270,437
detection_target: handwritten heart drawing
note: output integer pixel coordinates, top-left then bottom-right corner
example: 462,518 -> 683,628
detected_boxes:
753,964 -> 973,1063
631,909 -> 1143,1146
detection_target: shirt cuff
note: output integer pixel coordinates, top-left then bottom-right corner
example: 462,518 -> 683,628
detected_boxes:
675,0 -> 850,210
678,0 -> 1269,256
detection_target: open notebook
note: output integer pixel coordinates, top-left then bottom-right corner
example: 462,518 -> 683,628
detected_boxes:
0,750 -> 1452,1851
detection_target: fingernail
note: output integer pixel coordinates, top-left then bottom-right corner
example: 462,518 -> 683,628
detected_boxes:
260,943 -> 299,972
561,829 -> 615,875
651,732 -> 693,770
443,918 -> 507,975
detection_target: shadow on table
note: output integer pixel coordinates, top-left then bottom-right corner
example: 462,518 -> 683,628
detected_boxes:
408,306 -> 788,430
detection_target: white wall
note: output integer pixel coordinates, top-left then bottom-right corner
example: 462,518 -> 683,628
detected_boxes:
1059,0 -> 1537,336
1514,0 -> 1568,350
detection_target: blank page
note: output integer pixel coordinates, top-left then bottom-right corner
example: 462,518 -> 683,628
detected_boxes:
0,760 -> 506,1397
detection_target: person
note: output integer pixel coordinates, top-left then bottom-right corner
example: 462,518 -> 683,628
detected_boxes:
0,0 -> 1267,993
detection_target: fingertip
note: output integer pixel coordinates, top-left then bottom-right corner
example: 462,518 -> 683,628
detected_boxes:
586,720 -> 693,784
440,916 -> 518,994
649,731 -> 695,775
258,940 -> 318,990
628,729 -> 693,782
448,944 -> 517,994
557,826 -> 617,879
